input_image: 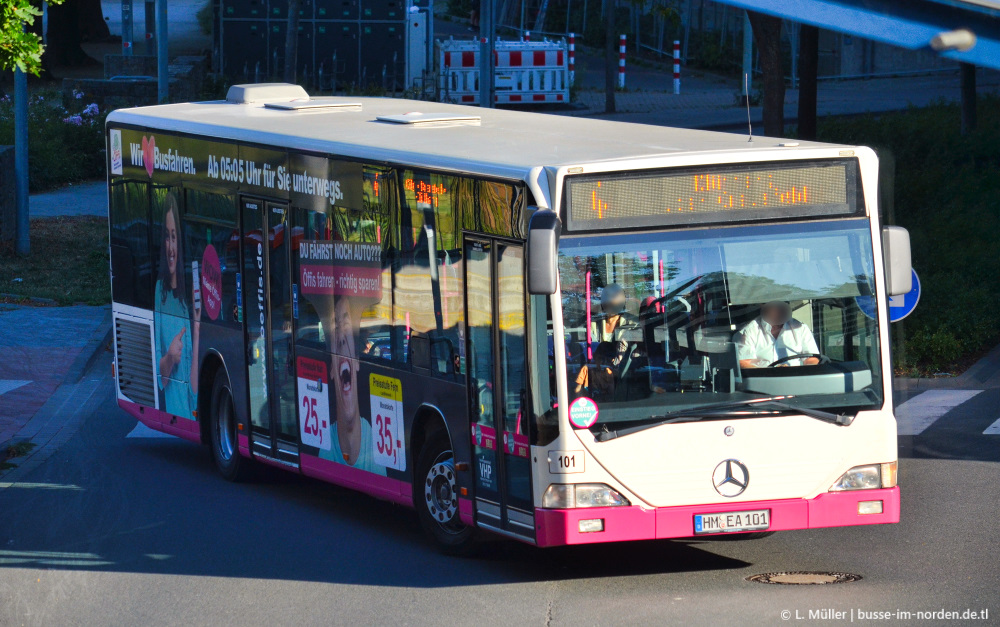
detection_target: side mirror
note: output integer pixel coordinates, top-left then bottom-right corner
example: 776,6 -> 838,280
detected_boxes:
527,210 -> 561,295
882,226 -> 912,296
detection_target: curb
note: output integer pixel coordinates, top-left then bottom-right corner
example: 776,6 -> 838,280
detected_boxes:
0,307 -> 113,484
66,307 -> 113,384
955,343 -> 1000,387
0,293 -> 58,306
893,342 -> 1000,402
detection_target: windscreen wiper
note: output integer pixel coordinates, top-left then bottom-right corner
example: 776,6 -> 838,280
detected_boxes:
594,395 -> 853,442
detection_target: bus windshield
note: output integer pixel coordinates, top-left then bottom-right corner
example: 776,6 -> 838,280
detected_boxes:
556,218 -> 884,429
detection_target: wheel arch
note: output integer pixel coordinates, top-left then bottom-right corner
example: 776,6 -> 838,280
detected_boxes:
197,350 -> 228,446
410,404 -> 450,496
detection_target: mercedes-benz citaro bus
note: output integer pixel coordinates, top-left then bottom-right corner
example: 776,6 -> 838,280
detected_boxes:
106,83 -> 911,553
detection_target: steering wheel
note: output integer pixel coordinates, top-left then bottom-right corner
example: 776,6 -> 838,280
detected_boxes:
768,353 -> 830,367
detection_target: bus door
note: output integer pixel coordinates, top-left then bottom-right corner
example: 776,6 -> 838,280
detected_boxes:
241,197 -> 300,466
464,238 -> 534,540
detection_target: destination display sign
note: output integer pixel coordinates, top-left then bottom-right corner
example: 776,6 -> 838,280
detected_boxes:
565,159 -> 860,231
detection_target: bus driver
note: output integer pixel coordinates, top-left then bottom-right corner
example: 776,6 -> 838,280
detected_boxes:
736,301 -> 820,368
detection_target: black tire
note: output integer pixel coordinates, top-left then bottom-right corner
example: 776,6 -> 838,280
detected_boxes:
210,372 -> 252,482
415,429 -> 478,555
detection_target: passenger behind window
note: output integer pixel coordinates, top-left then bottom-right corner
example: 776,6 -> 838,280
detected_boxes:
573,341 -> 618,401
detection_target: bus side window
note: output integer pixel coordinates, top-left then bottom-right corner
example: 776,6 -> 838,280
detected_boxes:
291,206 -> 334,349
109,179 -> 153,309
359,166 -> 394,363
183,189 -> 238,327
530,294 -> 558,446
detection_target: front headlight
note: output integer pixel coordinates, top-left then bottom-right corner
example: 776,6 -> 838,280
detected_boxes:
542,483 -> 630,508
829,465 -> 881,491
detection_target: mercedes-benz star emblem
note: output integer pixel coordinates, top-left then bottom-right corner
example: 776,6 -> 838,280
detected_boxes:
712,459 -> 749,497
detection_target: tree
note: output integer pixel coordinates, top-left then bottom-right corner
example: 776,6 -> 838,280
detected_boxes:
746,10 -> 784,137
1,0 -> 64,75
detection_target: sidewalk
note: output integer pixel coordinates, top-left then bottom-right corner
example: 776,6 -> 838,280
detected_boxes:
29,181 -> 108,218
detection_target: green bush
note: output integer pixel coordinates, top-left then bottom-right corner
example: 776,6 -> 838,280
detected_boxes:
817,96 -> 1000,374
197,1 -> 214,36
0,90 -> 108,192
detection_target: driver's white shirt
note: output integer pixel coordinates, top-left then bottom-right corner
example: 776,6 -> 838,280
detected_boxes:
735,318 -> 820,366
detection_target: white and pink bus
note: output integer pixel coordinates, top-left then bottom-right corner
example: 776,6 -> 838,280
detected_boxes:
107,83 -> 910,552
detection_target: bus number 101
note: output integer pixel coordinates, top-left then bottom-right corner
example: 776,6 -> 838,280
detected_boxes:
548,450 -> 585,474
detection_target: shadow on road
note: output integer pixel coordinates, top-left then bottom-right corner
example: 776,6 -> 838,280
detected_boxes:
898,389 -> 1000,463
0,402 -> 752,587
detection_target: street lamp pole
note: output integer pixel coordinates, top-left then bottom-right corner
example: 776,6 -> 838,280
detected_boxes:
478,0 -> 495,108
14,66 -> 29,256
156,0 -> 168,102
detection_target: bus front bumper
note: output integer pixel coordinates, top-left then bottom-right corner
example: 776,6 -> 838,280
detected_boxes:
534,487 -> 899,547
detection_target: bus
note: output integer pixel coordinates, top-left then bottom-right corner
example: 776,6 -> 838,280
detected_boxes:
107,83 -> 910,552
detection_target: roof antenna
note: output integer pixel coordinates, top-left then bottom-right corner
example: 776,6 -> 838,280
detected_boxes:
745,73 -> 753,143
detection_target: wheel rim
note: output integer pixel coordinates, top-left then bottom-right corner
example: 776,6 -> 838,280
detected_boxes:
216,387 -> 235,462
424,451 -> 462,533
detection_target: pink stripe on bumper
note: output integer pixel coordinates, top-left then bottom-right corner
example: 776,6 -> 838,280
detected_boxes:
535,488 -> 900,547
459,497 -> 475,526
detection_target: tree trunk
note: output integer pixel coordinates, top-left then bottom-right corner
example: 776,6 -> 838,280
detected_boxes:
746,10 -> 784,137
797,24 -> 819,140
605,0 -> 616,114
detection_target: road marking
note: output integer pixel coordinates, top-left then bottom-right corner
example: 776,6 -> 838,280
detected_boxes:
984,418 -> 1000,435
0,380 -> 31,396
895,390 -> 983,435
127,422 -> 174,439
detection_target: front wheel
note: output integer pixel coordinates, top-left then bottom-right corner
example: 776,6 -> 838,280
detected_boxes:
415,430 -> 478,555
210,373 -> 252,482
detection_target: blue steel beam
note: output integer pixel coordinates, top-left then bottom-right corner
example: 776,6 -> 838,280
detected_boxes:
717,0 -> 1000,69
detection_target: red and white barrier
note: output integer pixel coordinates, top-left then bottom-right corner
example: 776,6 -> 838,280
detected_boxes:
438,37 -> 570,105
618,34 -> 626,89
569,32 -> 575,85
673,39 -> 680,95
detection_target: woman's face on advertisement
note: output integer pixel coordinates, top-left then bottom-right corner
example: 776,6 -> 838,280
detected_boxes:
165,210 -> 178,280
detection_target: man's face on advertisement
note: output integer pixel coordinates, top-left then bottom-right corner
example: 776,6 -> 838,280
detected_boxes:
331,296 -> 359,425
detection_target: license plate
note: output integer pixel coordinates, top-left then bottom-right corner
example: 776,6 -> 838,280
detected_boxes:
694,509 -> 770,534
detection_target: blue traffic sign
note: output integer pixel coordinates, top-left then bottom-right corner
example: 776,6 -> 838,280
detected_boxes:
888,269 -> 920,322
855,269 -> 920,323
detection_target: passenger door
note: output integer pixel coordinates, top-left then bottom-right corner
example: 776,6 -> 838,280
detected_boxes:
242,197 -> 300,466
464,238 -> 533,539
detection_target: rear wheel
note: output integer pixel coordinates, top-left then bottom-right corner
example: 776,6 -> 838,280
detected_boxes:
415,429 -> 478,554
210,373 -> 252,482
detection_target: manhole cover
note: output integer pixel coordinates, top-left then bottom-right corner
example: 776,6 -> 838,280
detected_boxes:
747,571 -> 862,585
